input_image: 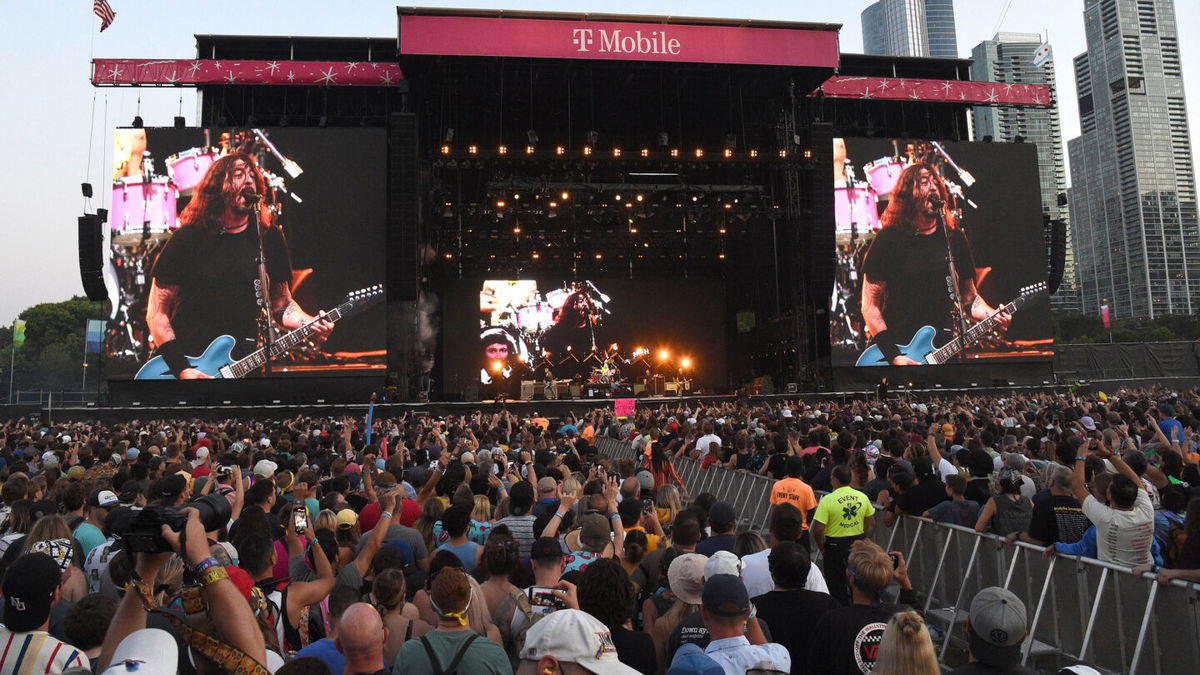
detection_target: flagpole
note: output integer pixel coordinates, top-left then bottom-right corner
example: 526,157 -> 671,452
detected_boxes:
7,341 -> 13,403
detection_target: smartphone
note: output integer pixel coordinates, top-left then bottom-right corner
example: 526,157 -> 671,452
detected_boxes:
642,497 -> 655,513
889,553 -> 900,569
293,505 -> 309,534
526,586 -> 565,615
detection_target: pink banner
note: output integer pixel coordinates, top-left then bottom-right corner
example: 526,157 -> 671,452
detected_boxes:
399,15 -> 839,68
91,59 -> 403,87
614,398 -> 636,419
817,76 -> 1052,107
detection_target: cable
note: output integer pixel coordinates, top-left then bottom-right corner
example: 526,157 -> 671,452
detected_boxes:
991,0 -> 1015,39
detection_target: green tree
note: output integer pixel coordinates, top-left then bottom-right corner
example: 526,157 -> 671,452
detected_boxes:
1,297 -> 106,398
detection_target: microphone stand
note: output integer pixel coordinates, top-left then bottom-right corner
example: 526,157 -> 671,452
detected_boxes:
247,192 -> 275,376
936,199 -> 970,362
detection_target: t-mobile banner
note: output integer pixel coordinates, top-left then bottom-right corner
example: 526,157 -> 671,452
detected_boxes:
398,15 -> 840,68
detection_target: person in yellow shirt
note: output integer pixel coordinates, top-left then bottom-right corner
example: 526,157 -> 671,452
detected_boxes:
812,464 -> 876,605
769,457 -> 818,545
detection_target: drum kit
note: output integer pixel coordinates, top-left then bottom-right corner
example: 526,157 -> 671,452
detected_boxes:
834,154 -> 905,238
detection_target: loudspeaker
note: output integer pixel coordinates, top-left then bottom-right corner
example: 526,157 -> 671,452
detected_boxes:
78,214 -> 107,301
1047,218 -> 1067,294
387,113 -> 420,301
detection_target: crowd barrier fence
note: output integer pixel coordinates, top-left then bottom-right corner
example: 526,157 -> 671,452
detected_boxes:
594,437 -> 1200,674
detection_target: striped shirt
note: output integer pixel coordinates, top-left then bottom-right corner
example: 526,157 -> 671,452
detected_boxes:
0,628 -> 86,674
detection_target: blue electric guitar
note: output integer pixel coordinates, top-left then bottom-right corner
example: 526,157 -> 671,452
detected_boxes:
855,282 -> 1047,366
135,285 -> 384,379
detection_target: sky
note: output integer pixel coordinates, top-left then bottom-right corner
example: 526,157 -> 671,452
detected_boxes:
0,0 -> 1197,326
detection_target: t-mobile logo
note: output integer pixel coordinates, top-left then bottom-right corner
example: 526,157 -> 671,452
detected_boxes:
572,29 -> 595,52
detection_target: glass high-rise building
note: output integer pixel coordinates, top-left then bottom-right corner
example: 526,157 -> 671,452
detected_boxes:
1067,0 -> 1197,319
971,33 -> 1079,312
861,0 -> 958,58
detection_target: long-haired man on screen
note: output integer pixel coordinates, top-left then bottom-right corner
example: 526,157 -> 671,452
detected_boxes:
859,163 -> 1008,365
145,153 -> 332,378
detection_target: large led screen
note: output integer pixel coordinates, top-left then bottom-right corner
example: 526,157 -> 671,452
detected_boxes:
830,138 -> 1052,367
442,279 -> 726,395
102,127 -> 386,379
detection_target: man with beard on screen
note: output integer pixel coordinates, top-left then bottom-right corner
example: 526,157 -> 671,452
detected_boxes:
859,163 -> 1009,366
145,153 -> 332,378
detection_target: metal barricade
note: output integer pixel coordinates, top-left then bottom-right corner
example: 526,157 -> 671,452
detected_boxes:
589,437 -> 1200,674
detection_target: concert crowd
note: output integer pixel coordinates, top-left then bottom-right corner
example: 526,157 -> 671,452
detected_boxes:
0,385 -> 1196,674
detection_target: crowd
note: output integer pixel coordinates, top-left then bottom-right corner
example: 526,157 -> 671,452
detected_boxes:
0,384 -> 1194,674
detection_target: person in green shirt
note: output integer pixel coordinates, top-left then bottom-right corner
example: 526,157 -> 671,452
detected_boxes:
811,464 -> 876,605
394,566 -> 512,675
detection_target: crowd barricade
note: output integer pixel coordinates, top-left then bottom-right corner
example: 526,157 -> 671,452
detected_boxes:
592,436 -> 1200,674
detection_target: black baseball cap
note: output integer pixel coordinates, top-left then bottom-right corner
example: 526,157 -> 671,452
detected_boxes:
3,553 -> 61,632
701,574 -> 750,618
530,536 -> 563,561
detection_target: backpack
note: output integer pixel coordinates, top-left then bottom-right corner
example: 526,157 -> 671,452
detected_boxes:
418,632 -> 480,675
492,588 -> 539,668
65,514 -> 85,531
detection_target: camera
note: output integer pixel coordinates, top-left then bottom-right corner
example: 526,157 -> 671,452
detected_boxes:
107,493 -> 232,553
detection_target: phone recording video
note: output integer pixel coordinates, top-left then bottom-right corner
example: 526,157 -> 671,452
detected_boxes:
526,586 -> 565,615
293,505 -> 309,534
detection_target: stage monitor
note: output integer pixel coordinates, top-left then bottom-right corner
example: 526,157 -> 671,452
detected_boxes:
442,279 -> 726,397
830,137 -> 1051,367
102,127 -> 386,380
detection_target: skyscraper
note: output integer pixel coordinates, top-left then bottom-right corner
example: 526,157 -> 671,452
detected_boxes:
1068,0 -> 1198,319
861,0 -> 958,58
970,33 -> 1078,312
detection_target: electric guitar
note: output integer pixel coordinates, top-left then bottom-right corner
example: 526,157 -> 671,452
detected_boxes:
135,285 -> 384,379
855,282 -> 1047,366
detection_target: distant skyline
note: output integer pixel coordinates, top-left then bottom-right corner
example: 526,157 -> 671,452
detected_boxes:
0,0 -> 1197,324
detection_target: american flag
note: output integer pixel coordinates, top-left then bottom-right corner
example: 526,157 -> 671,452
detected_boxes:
94,0 -> 116,31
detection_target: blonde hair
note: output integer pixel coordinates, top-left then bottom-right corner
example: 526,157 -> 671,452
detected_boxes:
847,539 -> 894,594
314,509 -> 338,533
873,611 -> 939,675
471,495 -> 492,523
562,477 -> 582,497
656,485 -> 682,524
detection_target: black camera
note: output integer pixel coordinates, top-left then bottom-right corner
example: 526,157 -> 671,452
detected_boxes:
107,494 -> 232,553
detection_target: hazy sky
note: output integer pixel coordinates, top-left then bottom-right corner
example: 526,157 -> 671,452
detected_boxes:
0,1 -> 1197,325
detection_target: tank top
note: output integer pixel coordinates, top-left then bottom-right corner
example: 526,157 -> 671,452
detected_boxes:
991,495 -> 1032,536
437,541 -> 480,574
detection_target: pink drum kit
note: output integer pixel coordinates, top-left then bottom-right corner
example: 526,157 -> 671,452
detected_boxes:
110,147 -> 217,245
834,156 -> 906,237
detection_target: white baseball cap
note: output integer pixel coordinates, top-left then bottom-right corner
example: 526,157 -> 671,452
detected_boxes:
253,459 -> 278,479
519,609 -> 640,674
704,550 -> 742,579
101,628 -> 178,675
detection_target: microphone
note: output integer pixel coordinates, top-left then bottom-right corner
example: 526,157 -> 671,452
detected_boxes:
928,194 -> 945,210
240,186 -> 261,204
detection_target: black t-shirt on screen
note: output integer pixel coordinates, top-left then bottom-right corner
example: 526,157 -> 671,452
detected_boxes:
152,223 -> 292,357
861,224 -> 976,343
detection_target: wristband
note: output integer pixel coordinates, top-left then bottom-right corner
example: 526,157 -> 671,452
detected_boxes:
553,511 -> 565,519
872,330 -> 902,363
609,514 -> 620,521
1075,456 -> 1086,462
156,339 -> 192,376
200,566 -> 229,587
193,557 -> 220,575
380,511 -> 394,519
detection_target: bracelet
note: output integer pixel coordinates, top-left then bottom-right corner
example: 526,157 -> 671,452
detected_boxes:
553,511 -> 565,519
193,557 -> 220,575
1075,456 -> 1086,462
380,511 -> 394,519
609,514 -> 620,521
200,566 -> 229,587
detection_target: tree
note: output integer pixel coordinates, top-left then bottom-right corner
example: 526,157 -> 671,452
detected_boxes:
1,297 -> 106,399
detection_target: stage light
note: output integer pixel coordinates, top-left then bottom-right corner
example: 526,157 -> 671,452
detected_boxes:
499,145 -> 508,155
670,149 -> 680,158
595,253 -> 603,259
615,194 -> 622,201
719,227 -> 726,234
532,251 -> 540,260
778,149 -> 788,158
513,193 -> 520,200
513,226 -> 521,234
496,200 -> 506,208
692,196 -> 698,202
526,145 -> 535,155
549,201 -> 559,208
444,252 -> 453,259
803,149 -> 813,158
567,345 -> 573,352
681,357 -> 692,369
561,191 -> 570,201
659,349 -> 669,361
724,203 -> 732,210
440,145 -> 451,155
468,145 -> 478,154
749,149 -> 758,158
613,148 -> 622,158
491,360 -> 504,373
629,227 -> 638,234
695,148 -> 704,158
625,202 -> 633,209
556,146 -> 566,155
610,343 -> 618,351
518,353 -> 527,362
718,253 -> 726,259
583,146 -> 593,156
636,194 -> 644,203
723,148 -> 733,159
641,148 -> 649,158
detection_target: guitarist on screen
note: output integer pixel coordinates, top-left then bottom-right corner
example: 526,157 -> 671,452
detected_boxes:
145,153 -> 332,379
859,163 -> 1009,365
